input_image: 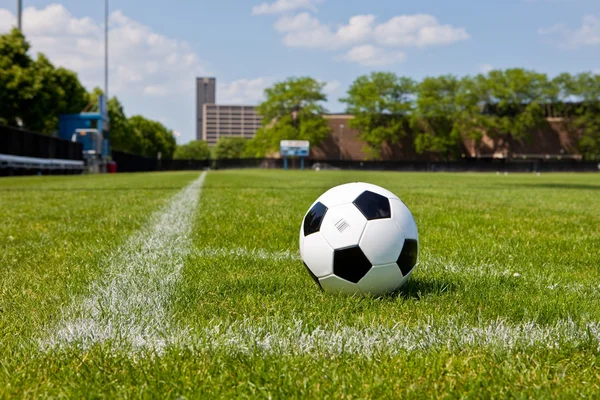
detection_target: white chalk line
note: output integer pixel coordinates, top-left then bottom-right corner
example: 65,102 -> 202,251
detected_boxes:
168,317 -> 600,356
40,172 -> 207,353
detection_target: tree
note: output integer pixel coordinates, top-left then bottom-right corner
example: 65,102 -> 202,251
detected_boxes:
128,115 -> 176,159
571,72 -> 600,160
477,69 -> 548,153
0,29 -> 87,133
107,97 -> 134,153
249,77 -> 331,156
212,137 -> 248,159
340,72 -> 415,159
0,28 -> 33,127
174,140 -> 211,160
410,75 -> 465,158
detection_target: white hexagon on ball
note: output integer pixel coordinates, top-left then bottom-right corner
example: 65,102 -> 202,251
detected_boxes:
357,263 -> 404,296
320,203 -> 367,250
302,233 -> 334,278
390,198 -> 418,240
359,219 -> 405,266
319,275 -> 361,295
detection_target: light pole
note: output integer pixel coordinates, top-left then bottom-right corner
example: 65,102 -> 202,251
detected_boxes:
17,0 -> 22,31
104,0 -> 109,100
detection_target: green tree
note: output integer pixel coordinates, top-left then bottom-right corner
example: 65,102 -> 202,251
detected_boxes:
478,69 -> 548,153
174,140 -> 211,160
107,97 -> 134,153
212,137 -> 248,159
571,72 -> 600,160
249,77 -> 331,156
0,28 -> 33,127
340,72 -> 415,159
128,115 -> 176,159
0,29 -> 87,133
410,75 -> 465,158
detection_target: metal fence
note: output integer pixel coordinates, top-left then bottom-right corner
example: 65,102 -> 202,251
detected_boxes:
0,125 -> 82,160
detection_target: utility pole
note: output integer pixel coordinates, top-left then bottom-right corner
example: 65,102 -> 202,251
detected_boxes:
105,0 -> 109,100
17,0 -> 22,31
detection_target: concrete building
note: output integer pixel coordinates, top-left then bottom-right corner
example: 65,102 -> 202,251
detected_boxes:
196,77 -> 262,144
196,77 -> 216,141
202,104 -> 262,146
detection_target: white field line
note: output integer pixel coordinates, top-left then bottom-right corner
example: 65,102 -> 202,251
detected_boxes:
170,317 -> 600,356
40,172 -> 206,353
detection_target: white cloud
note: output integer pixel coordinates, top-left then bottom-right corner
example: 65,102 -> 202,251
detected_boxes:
0,4 -> 208,96
323,80 -> 341,94
252,0 -> 322,15
272,12 -> 469,52
217,78 -> 274,104
274,12 -> 321,32
340,45 -> 406,67
337,15 -> 376,44
218,77 -> 341,104
479,63 -> 494,74
593,68 -> 600,74
143,85 -> 170,96
374,14 -> 470,47
539,15 -> 600,47
0,9 -> 16,30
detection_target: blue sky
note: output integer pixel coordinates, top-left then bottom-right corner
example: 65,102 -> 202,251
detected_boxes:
1,0 -> 599,143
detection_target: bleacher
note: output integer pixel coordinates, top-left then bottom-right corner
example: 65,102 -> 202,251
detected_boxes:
0,125 -> 84,175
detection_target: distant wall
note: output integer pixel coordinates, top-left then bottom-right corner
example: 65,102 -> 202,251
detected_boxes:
314,116 -> 584,161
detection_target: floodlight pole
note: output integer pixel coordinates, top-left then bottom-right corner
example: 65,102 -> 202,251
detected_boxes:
104,0 -> 109,100
17,0 -> 22,31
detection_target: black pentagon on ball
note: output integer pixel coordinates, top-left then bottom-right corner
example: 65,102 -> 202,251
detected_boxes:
333,246 -> 373,284
304,202 -> 328,236
303,262 -> 323,290
353,190 -> 391,220
397,239 -> 418,276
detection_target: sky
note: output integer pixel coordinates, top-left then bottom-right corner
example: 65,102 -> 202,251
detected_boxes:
1,0 -> 599,144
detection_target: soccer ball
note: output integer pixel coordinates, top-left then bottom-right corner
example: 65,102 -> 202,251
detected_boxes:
299,182 -> 419,296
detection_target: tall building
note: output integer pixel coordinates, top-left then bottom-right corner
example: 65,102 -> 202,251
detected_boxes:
196,77 -> 216,141
202,104 -> 262,146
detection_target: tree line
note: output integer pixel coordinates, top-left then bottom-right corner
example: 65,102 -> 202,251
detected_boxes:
2,28 -> 599,161
1,29 -> 176,159
246,71 -> 600,160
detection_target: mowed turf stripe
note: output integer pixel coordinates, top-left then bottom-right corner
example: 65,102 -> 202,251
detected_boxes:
41,172 -> 207,353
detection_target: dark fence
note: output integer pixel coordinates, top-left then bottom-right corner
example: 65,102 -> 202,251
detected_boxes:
0,125 -> 82,160
111,151 -> 158,173
304,158 -> 600,173
109,152 -> 600,173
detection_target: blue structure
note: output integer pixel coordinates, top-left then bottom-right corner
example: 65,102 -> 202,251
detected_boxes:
59,95 -> 110,159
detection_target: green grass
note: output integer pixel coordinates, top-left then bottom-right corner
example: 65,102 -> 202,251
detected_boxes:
1,170 -> 599,398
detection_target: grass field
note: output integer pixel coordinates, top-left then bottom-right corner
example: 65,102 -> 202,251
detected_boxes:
1,170 -> 599,398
